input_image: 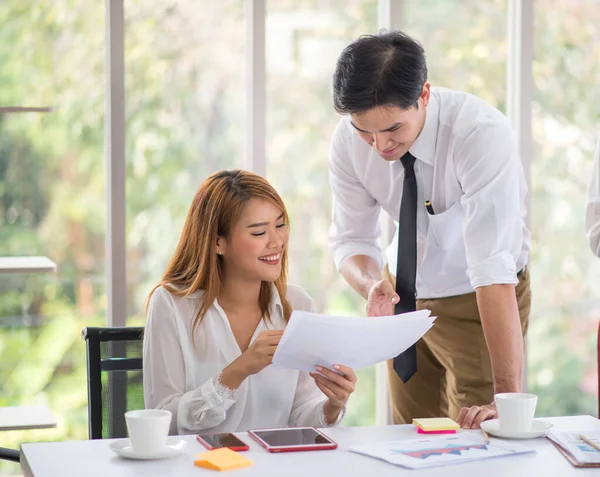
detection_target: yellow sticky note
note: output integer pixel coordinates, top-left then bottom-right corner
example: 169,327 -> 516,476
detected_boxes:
412,417 -> 460,431
194,448 -> 253,471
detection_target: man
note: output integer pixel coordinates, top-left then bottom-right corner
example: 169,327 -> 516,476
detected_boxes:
586,132 -> 600,256
328,30 -> 531,429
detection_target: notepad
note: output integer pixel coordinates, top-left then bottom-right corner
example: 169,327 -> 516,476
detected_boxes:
546,430 -> 600,468
413,418 -> 460,434
194,447 -> 253,471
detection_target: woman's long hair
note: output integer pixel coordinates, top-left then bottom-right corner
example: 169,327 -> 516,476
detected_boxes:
147,169 -> 292,337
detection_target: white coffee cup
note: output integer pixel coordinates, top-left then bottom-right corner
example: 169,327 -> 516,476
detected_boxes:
495,393 -> 537,433
124,409 -> 171,453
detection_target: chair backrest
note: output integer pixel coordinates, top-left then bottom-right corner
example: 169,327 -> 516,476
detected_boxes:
0,447 -> 20,463
81,326 -> 144,439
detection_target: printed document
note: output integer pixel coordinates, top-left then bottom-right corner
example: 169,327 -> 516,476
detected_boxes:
272,309 -> 435,372
350,434 -> 535,469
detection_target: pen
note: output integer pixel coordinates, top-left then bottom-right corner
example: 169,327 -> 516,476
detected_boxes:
579,434 -> 600,452
480,428 -> 490,444
425,201 -> 435,215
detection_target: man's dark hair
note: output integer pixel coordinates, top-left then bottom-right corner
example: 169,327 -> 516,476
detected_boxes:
333,30 -> 428,114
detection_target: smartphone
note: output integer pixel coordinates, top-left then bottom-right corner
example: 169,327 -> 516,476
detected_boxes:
196,432 -> 250,451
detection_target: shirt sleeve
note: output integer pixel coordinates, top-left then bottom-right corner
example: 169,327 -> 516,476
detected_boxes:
143,288 -> 238,435
586,133 -> 600,257
328,118 -> 384,270
456,120 -> 525,288
285,288 -> 345,428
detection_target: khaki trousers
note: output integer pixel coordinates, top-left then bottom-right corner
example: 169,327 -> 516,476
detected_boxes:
384,267 -> 531,424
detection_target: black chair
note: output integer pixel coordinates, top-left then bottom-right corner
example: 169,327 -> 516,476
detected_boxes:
0,447 -> 19,463
81,326 -> 144,439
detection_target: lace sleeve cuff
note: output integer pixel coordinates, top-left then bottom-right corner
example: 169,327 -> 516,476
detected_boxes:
319,402 -> 346,428
211,372 -> 240,403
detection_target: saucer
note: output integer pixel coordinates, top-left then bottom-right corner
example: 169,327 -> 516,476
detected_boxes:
109,437 -> 187,460
480,419 -> 553,439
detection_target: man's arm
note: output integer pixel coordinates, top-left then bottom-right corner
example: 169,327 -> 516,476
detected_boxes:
454,119 -> 527,429
457,284 -> 524,429
340,255 -> 382,299
476,284 -> 524,394
340,255 -> 399,317
328,119 -> 383,273
327,118 -> 400,317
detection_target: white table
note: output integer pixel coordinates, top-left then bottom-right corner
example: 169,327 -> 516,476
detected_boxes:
20,415 -> 600,476
0,406 -> 57,431
0,256 -> 56,275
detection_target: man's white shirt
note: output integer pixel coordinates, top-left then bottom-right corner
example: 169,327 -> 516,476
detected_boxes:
328,87 -> 530,299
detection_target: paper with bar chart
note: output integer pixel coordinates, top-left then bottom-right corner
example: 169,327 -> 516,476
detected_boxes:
350,435 -> 535,469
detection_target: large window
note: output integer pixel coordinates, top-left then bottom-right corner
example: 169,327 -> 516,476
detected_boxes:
1,5 -> 598,476
0,2 -> 105,475
529,0 -> 600,416
405,0 -> 507,111
265,0 -> 378,426
124,0 -> 246,323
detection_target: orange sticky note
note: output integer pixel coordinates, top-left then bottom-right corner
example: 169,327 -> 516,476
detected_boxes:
194,448 -> 253,471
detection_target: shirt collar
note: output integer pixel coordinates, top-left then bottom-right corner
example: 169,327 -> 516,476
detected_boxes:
408,92 -> 438,166
268,283 -> 284,317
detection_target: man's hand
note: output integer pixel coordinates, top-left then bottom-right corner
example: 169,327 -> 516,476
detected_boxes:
456,402 -> 497,429
366,279 -> 399,316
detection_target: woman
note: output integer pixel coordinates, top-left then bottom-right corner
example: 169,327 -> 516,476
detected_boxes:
143,169 -> 356,435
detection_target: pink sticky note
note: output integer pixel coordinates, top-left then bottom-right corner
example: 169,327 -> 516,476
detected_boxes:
417,427 -> 457,434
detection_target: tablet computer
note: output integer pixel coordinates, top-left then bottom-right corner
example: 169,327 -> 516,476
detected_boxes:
247,427 -> 337,453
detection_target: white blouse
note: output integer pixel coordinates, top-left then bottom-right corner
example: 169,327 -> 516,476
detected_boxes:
143,283 -> 341,435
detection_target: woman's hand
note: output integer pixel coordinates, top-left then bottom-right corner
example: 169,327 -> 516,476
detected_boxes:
221,330 -> 283,389
310,364 -> 357,423
237,330 -> 283,376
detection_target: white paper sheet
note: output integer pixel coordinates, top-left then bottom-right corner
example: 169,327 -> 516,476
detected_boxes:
271,309 -> 435,372
350,434 -> 535,469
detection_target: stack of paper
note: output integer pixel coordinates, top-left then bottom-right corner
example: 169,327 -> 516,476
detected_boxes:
546,430 -> 600,468
272,309 -> 435,372
350,434 -> 535,469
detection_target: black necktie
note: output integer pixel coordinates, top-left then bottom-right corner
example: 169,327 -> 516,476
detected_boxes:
392,152 -> 418,383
